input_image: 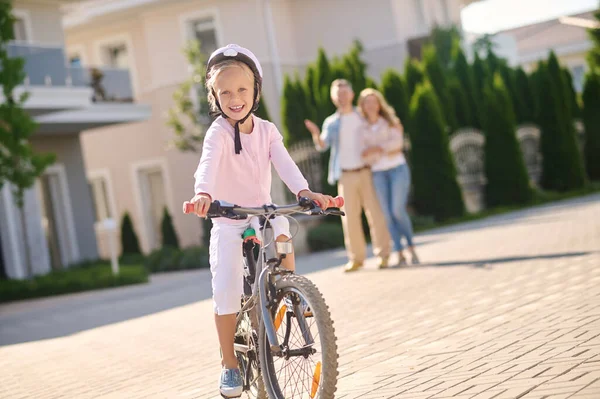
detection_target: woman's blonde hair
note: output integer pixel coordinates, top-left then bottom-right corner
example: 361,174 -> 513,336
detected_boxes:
205,59 -> 257,116
357,88 -> 401,128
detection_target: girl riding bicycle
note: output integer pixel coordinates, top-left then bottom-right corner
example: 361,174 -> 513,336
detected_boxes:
187,44 -> 334,398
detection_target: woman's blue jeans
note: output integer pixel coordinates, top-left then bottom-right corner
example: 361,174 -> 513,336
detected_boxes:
372,163 -> 414,251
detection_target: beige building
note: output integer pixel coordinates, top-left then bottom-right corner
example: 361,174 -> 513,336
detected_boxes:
0,0 -> 150,279
62,0 -> 478,256
499,10 -> 598,92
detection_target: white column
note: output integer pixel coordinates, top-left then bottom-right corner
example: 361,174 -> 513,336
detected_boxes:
0,183 -> 51,279
439,0 -> 450,25
414,0 -> 428,34
0,185 -> 24,279
263,0 -> 283,95
24,183 -> 51,276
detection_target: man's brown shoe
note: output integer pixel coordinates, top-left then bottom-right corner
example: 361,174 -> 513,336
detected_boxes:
378,257 -> 390,269
344,262 -> 363,272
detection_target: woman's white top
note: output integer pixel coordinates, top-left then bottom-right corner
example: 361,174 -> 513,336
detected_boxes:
361,117 -> 406,172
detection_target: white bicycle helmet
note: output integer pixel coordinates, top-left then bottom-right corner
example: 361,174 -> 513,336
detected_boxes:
206,44 -> 263,154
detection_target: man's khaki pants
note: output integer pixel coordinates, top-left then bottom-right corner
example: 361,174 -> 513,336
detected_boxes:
337,168 -> 391,264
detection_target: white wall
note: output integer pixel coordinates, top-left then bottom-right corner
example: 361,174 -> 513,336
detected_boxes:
13,1 -> 66,45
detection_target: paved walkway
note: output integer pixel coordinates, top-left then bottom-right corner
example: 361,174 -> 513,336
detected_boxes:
1,194 -> 599,398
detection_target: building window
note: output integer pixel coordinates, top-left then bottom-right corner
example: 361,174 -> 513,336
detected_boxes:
191,17 -> 218,58
138,167 -> 167,250
103,44 -> 129,68
69,55 -> 82,67
12,17 -> 28,41
89,177 -> 113,222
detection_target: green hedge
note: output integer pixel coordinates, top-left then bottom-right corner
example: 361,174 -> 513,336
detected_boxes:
307,222 -> 345,252
483,74 -> 533,207
0,262 -> 148,304
144,245 -> 209,273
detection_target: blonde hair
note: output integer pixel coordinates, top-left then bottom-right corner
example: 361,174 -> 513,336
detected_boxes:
357,88 -> 401,128
205,59 -> 256,116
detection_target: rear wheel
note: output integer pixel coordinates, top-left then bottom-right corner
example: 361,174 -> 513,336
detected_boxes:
259,275 -> 338,399
235,308 -> 267,399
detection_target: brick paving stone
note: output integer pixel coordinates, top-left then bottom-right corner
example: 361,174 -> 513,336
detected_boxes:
1,194 -> 599,398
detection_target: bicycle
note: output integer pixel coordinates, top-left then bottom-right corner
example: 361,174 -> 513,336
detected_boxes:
183,196 -> 344,399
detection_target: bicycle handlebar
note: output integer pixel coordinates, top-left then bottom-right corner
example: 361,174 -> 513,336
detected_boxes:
182,196 -> 345,219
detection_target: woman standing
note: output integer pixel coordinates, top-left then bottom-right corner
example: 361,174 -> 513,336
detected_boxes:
358,88 -> 419,266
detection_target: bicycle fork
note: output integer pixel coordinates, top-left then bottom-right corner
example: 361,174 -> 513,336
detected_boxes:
258,263 -> 315,356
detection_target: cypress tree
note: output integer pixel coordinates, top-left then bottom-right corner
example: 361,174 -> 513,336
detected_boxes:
409,82 -> 465,221
586,9 -> 600,70
121,212 -> 141,255
380,69 -> 410,129
340,40 -> 368,97
422,45 -> 457,131
281,75 -> 313,146
472,52 -> 488,98
161,207 -> 180,249
405,58 -> 425,102
448,78 -> 473,128
453,47 -> 480,128
582,72 -> 600,180
497,64 -> 527,125
535,53 -> 586,191
254,96 -> 271,121
483,74 -> 533,206
562,68 -> 581,119
313,48 -> 335,125
514,67 -> 535,123
430,25 -> 461,70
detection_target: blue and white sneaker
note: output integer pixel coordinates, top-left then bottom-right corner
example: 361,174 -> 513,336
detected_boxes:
219,368 -> 243,398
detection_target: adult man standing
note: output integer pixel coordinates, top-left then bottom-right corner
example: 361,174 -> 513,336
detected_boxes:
304,79 -> 391,272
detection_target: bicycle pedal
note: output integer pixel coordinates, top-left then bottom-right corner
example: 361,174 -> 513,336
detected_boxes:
220,394 -> 242,399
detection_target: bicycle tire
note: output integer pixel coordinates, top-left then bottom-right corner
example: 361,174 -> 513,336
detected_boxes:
259,274 -> 338,399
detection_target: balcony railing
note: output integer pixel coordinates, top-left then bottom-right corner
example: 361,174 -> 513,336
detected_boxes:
6,42 -> 134,103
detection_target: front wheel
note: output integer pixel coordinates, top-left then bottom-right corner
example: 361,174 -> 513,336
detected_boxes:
259,275 -> 338,399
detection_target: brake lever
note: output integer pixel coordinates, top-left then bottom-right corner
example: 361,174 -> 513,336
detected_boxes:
324,208 -> 345,216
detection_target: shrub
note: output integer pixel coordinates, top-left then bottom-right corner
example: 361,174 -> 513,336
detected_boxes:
0,263 -> 148,303
535,53 -> 586,191
582,72 -> 600,180
405,58 -> 425,102
160,207 -> 180,249
453,47 -> 480,128
422,45 -> 457,131
381,69 -> 410,131
483,74 -> 533,207
409,82 -> 465,221
120,212 -> 141,255
307,222 -> 345,252
178,246 -> 210,269
143,246 -> 209,273
144,246 -> 182,273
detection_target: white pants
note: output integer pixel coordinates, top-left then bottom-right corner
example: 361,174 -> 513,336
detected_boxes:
209,216 -> 291,315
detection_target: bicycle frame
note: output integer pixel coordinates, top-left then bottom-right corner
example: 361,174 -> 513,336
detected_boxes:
238,214 -> 313,355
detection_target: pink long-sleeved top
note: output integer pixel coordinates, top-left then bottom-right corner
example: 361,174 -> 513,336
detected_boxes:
194,115 -> 309,218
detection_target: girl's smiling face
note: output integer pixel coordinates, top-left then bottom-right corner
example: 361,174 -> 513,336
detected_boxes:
213,63 -> 255,122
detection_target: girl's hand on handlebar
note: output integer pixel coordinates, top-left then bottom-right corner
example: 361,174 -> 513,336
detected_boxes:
299,190 -> 335,209
189,193 -> 212,218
